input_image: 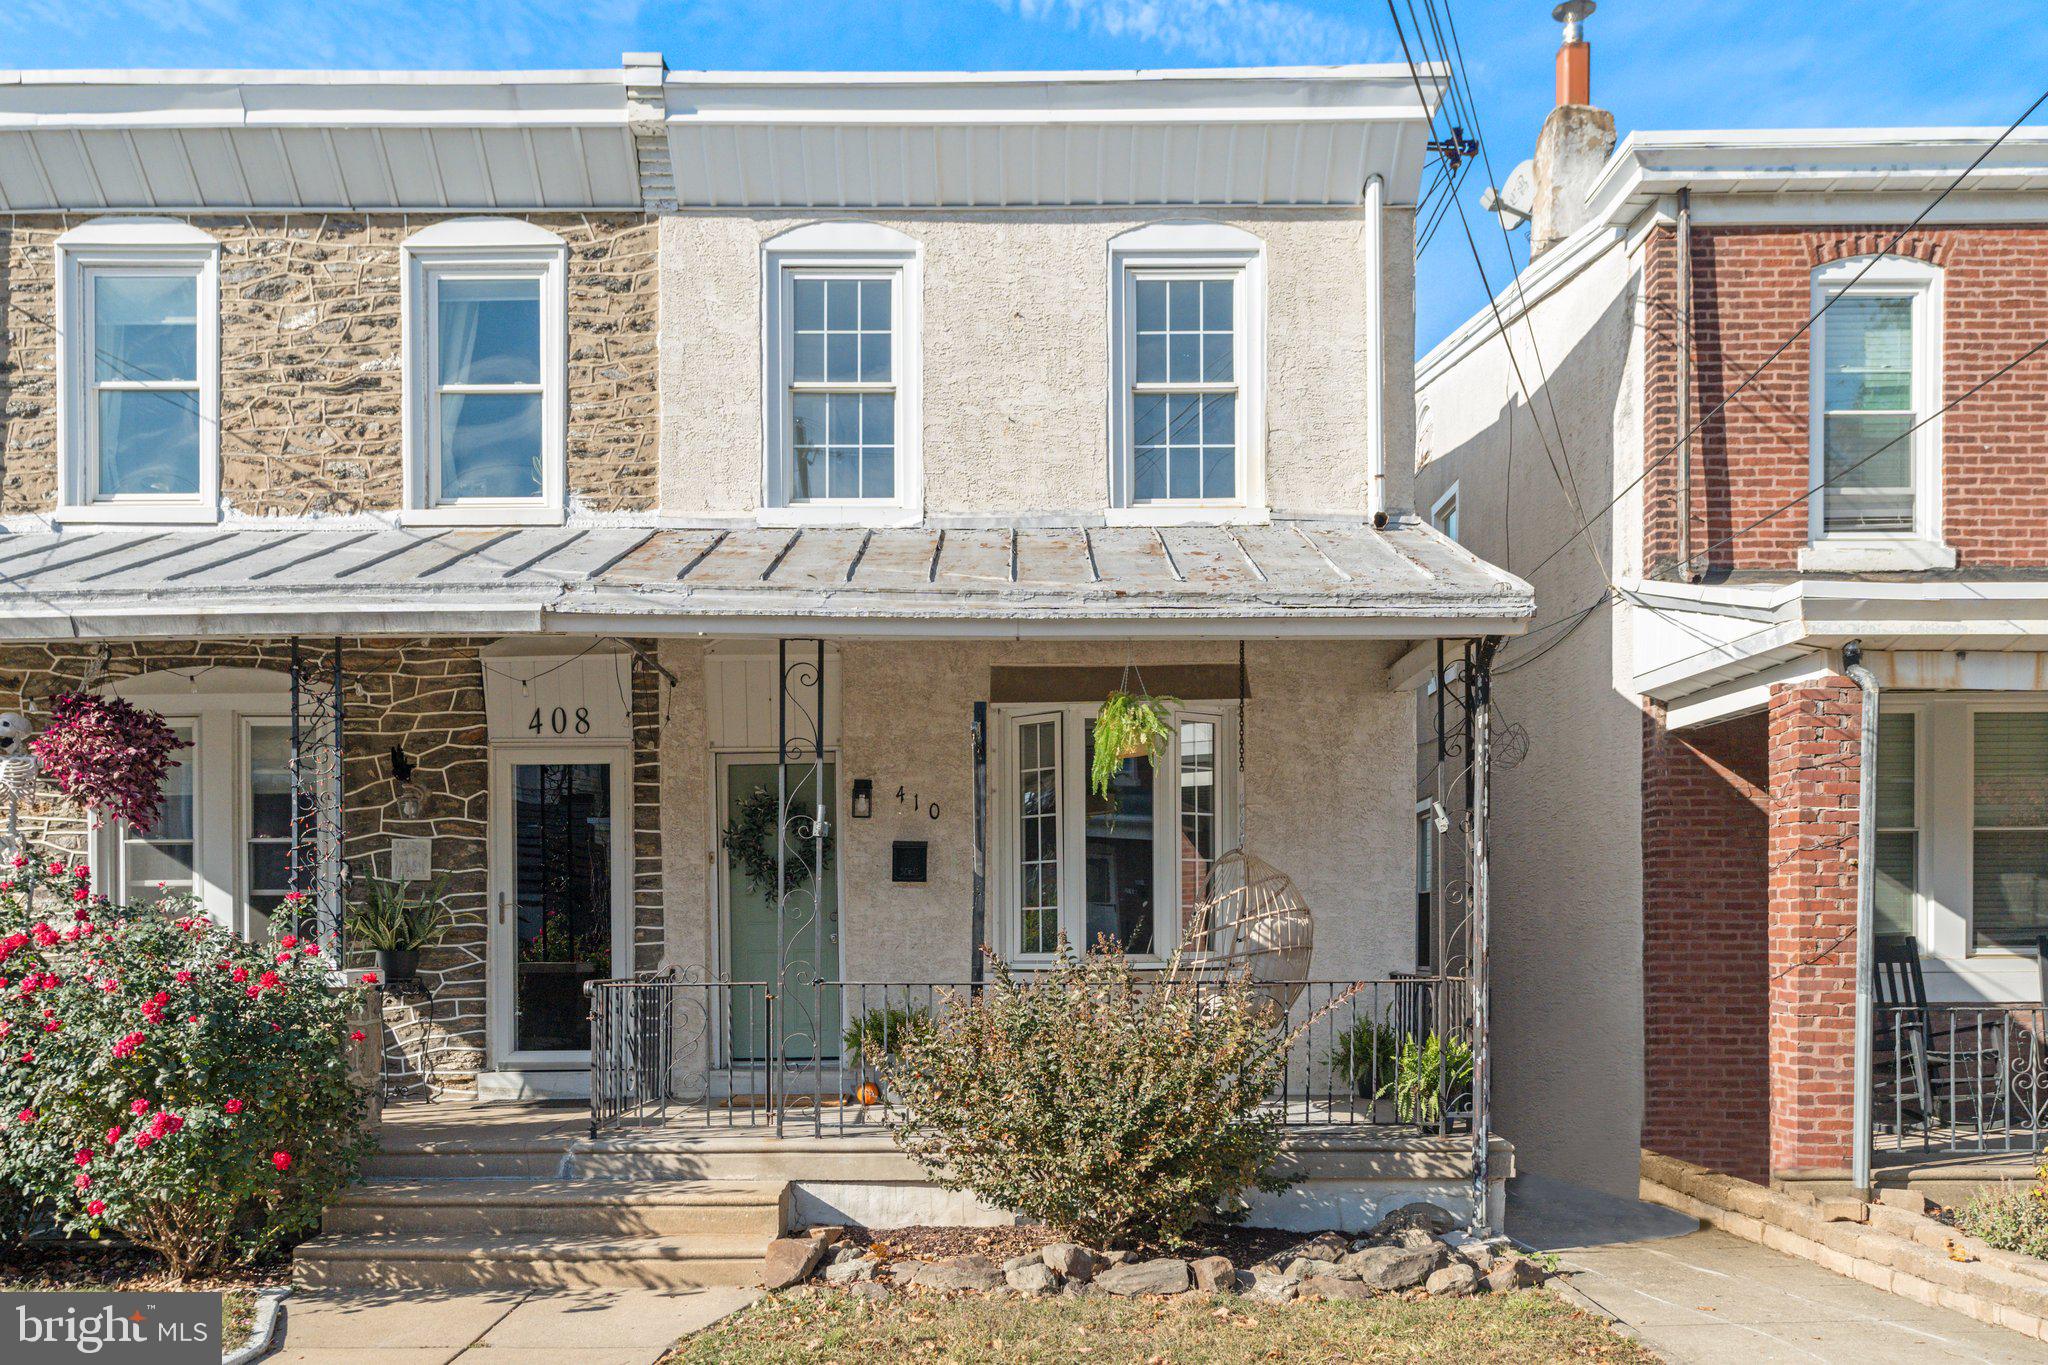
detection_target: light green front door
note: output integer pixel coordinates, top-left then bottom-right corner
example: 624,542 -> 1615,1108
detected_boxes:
723,760 -> 840,1065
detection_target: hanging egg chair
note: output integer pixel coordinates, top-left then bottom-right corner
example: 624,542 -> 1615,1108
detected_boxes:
1184,848 -> 1313,1013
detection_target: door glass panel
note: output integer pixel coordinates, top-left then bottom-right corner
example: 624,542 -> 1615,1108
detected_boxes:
123,721 -> 195,908
724,761 -> 839,1064
512,762 -> 613,1053
1177,720 -> 1217,944
1018,719 -> 1061,956
246,723 -> 293,938
1085,727 -> 1155,955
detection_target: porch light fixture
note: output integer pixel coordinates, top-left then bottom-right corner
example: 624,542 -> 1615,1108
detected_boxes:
851,779 -> 873,819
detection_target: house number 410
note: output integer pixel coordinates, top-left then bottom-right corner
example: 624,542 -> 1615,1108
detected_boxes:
895,786 -> 940,820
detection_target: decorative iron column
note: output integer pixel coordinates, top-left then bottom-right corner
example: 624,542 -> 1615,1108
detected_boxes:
773,638 -> 829,1136
1467,636 -> 1500,1234
287,638 -> 346,958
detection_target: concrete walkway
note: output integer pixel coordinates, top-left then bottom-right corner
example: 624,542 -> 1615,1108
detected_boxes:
267,1286 -> 759,1365
1511,1172 -> 2041,1364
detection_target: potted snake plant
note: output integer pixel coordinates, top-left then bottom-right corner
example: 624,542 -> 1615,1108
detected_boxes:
346,874 -> 450,985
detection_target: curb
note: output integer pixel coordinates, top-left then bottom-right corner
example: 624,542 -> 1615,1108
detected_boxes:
223,1287 -> 289,1365
1542,1274 -> 1668,1362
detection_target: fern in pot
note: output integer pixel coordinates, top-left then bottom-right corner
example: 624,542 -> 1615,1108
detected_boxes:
1090,684 -> 1178,799
346,874 -> 450,985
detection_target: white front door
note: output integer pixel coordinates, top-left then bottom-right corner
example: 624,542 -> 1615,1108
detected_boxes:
487,745 -> 631,1070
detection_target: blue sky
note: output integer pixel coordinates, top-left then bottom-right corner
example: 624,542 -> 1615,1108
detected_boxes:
6,1 -> 2046,347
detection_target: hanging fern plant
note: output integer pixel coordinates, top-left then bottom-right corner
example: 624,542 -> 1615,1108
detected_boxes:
1090,687 -> 1178,798
722,784 -> 836,896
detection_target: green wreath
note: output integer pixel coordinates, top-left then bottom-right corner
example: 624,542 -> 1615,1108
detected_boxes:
722,784 -> 835,896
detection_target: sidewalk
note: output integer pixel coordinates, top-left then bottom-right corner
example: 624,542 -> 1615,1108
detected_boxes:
267,1286 -> 758,1365
1511,1172 -> 2040,1364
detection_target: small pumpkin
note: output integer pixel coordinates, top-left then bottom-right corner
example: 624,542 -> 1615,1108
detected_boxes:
856,1081 -> 882,1106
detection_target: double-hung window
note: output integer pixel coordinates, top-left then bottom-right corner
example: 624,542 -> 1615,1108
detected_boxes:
402,220 -> 567,525
996,701 -> 1237,962
1806,256 -> 1948,567
1971,710 -> 2048,954
56,219 -> 220,523
1108,223 -> 1265,521
762,223 -> 920,524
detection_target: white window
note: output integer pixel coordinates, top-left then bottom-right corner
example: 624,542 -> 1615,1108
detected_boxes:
402,219 -> 567,526
1971,710 -> 2048,955
1874,710 -> 1918,941
761,223 -> 921,525
1431,485 -> 1460,542
91,671 -> 326,942
993,701 -> 1237,962
1805,256 -> 1950,568
1108,223 -> 1265,522
55,219 -> 221,524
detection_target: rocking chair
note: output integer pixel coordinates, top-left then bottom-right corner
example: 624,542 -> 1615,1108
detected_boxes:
1873,934 -> 2008,1140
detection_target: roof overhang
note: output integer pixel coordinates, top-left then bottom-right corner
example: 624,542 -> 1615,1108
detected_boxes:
662,65 -> 1446,210
0,519 -> 1529,644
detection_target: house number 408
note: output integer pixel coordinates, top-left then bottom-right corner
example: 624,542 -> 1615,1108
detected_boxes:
527,706 -> 591,736
895,786 -> 940,820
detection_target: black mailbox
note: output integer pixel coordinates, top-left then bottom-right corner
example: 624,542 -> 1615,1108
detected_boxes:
891,840 -> 928,884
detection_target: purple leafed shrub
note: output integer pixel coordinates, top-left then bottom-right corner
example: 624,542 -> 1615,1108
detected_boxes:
28,694 -> 188,833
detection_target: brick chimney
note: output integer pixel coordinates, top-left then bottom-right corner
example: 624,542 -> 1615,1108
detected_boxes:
1530,1 -> 1616,257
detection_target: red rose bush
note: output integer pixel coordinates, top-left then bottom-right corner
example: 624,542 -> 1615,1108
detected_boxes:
0,860 -> 371,1277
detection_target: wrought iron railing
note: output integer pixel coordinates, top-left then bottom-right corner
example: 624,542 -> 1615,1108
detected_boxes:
1878,1004 -> 2046,1155
587,973 -> 1474,1139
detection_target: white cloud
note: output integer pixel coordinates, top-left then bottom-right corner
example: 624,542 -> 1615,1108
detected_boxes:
995,0 -> 1385,66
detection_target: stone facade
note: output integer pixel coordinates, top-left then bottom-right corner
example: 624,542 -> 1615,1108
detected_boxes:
0,213 -> 657,517
0,635 -> 664,1101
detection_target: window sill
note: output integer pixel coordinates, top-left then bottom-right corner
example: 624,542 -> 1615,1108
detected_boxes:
54,502 -> 219,527
1104,505 -> 1270,528
757,505 -> 923,529
1798,537 -> 1957,572
400,504 -> 566,529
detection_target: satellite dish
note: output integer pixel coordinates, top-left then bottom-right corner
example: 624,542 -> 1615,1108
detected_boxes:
1481,158 -> 1536,231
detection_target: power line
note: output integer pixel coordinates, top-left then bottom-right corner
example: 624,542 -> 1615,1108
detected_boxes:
1521,83 -> 2048,582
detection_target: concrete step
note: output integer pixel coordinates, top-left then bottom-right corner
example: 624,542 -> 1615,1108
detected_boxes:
291,1231 -> 767,1291
322,1178 -> 786,1239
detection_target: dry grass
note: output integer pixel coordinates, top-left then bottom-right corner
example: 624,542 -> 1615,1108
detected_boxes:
670,1284 -> 1653,1364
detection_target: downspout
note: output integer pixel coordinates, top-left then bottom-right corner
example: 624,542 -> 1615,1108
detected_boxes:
1364,173 -> 1387,517
1674,188 -> 1694,579
1843,640 -> 1879,1199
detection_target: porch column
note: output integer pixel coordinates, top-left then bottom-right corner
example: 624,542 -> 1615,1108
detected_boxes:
1765,675 -> 1864,1182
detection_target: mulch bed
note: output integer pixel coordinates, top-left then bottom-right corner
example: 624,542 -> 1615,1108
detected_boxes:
843,1222 -> 1312,1266
0,1240 -> 288,1292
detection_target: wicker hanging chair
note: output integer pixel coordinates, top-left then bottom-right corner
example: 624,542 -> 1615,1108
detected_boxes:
1183,848 -> 1313,1012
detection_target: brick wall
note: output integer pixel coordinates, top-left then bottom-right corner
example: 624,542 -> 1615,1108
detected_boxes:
1642,224 -> 2048,574
1642,706 -> 1770,1181
0,636 -> 664,1101
1766,676 -> 1863,1177
0,213 -> 657,517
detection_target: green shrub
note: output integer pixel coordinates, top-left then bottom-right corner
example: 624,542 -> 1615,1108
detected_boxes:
0,858 -> 373,1279
1952,1167 -> 2048,1259
842,1005 -> 933,1067
888,943 -> 1330,1249
1326,1015 -> 1400,1094
1384,1032 -> 1475,1126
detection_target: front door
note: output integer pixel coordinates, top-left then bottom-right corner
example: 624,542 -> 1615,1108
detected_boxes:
720,757 -> 840,1065
489,748 -> 630,1067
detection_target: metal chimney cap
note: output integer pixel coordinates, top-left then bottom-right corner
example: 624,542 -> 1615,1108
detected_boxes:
1553,0 -> 1596,42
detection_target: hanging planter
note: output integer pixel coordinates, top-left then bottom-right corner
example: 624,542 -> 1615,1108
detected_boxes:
722,785 -> 836,896
27,693 -> 187,832
1090,684 -> 1177,799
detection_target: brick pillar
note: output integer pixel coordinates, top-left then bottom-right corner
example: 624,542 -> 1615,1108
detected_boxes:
1641,706 -> 1770,1181
1765,676 -> 1863,1180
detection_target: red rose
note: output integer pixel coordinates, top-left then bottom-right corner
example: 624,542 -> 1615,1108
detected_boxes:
350,1030 -> 367,1042
224,1099 -> 243,1115
85,1199 -> 105,1216
271,1151 -> 292,1172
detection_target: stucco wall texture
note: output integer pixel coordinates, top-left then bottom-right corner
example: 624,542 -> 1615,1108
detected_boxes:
656,638 -> 1419,994
658,208 -> 1409,519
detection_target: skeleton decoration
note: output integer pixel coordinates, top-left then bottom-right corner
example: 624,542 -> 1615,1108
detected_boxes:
1181,848 -> 1313,1012
0,711 -> 39,865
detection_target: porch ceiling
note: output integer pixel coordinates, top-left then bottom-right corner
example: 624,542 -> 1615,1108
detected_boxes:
0,519 -> 1532,641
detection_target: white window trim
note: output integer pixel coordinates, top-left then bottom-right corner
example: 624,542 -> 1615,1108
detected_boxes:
989,699 -> 1238,966
1801,255 -> 1953,571
1430,483 -> 1460,543
759,222 -> 923,527
54,218 -> 221,525
401,218 -> 568,527
1106,222 -> 1267,525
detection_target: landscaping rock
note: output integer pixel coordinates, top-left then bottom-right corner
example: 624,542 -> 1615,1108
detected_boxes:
825,1243 -> 867,1265
1486,1257 -> 1545,1293
1006,1261 -> 1061,1295
1457,1244 -> 1497,1274
849,1281 -> 890,1301
1003,1253 -> 1040,1275
1341,1242 -> 1446,1291
1100,1248 -> 1135,1265
823,1257 -> 877,1285
1370,1202 -> 1458,1239
1295,1256 -> 1360,1281
808,1225 -> 848,1247
1097,1257 -> 1192,1296
1190,1255 -> 1236,1293
1425,1261 -> 1480,1298
1291,1231 -> 1351,1262
1246,1269 -> 1298,1303
762,1236 -> 828,1290
1041,1243 -> 1095,1282
909,1255 -> 1005,1292
1304,1277 -> 1374,1302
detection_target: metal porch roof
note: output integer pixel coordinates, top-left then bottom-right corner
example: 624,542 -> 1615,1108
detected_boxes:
0,520 -> 1532,641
